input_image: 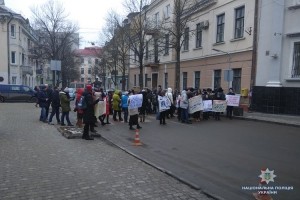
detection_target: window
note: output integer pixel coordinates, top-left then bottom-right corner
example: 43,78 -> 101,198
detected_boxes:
235,6 -> 245,39
134,74 -> 137,86
232,68 -> 241,93
11,51 -> 16,64
165,34 -> 169,55
183,27 -> 189,51
164,73 -> 168,89
145,74 -> 148,87
165,4 -> 171,19
12,76 -> 17,84
81,58 -> 84,63
88,58 -> 92,64
81,78 -> 84,82
155,12 -> 159,27
11,24 -> 16,37
182,72 -> 187,90
216,14 -> 225,43
95,59 -> 99,64
22,54 -> 25,65
154,39 -> 158,62
214,70 -> 221,89
134,49 -> 137,62
194,71 -> 200,89
88,68 -> 91,74
145,41 -> 149,59
292,42 -> 300,78
80,68 -> 84,74
196,24 -> 202,48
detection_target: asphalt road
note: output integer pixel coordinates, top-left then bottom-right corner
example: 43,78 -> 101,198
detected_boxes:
99,113 -> 300,200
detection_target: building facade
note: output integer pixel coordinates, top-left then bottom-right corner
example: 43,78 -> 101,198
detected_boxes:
251,0 -> 300,115
128,0 -> 255,96
0,1 -> 39,87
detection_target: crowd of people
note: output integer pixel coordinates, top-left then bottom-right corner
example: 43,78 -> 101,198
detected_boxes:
34,84 -> 236,140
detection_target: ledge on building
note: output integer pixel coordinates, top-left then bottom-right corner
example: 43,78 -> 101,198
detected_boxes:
286,32 -> 300,38
285,78 -> 300,82
193,47 -> 203,51
288,4 -> 300,10
181,50 -> 189,53
230,37 -> 245,42
212,41 -> 225,46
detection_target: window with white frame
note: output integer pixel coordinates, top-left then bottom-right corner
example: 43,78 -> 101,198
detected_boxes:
11,24 -> 16,38
145,74 -> 148,87
81,68 -> 84,74
182,72 -> 187,89
165,34 -> 169,55
214,70 -> 221,89
196,23 -> 202,48
292,42 -> 300,78
12,76 -> 17,84
88,68 -> 91,74
145,41 -> 149,59
165,4 -> 171,19
232,68 -> 241,93
164,73 -> 168,89
194,71 -> 200,89
183,27 -> 189,51
11,51 -> 16,64
134,74 -> 137,86
155,12 -> 159,27
216,14 -> 225,43
81,78 -> 84,82
235,6 -> 245,39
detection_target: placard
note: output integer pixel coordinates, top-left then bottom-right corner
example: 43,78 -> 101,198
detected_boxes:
203,100 -> 213,112
226,95 -> 240,107
212,100 -> 227,112
158,96 -> 170,112
128,94 -> 143,109
188,96 -> 203,114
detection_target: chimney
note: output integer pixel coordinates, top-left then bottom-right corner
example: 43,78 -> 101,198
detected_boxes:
0,0 -> 4,5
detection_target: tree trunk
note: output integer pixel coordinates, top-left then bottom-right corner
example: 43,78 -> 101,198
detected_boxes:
175,46 -> 181,91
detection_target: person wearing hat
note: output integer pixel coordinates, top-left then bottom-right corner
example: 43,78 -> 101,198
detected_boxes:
82,85 -> 100,140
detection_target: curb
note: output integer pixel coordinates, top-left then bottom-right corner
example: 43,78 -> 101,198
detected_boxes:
233,116 -> 300,128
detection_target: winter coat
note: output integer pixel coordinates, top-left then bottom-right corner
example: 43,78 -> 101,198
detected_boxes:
166,88 -> 174,105
121,94 -> 129,108
37,90 -> 47,108
180,90 -> 188,109
83,91 -> 99,123
51,90 -> 60,107
75,88 -> 84,114
112,90 -> 121,111
59,91 -> 71,112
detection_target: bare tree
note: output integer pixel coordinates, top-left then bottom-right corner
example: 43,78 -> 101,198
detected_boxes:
159,0 -> 200,91
30,0 -> 79,87
123,0 -> 152,89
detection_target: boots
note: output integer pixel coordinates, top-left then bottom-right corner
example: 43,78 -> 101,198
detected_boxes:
76,119 -> 83,128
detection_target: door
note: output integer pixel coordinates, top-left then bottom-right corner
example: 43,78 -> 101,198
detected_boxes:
152,73 -> 158,90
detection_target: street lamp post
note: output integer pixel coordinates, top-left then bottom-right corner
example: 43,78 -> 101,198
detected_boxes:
212,48 -> 233,92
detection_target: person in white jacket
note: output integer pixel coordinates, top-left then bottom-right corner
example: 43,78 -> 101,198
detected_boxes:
180,90 -> 191,124
166,88 -> 174,118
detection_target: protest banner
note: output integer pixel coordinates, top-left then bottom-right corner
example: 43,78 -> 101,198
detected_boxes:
128,108 -> 139,116
98,100 -> 106,115
158,96 -> 170,112
226,95 -> 240,107
212,100 -> 227,112
188,96 -> 203,114
128,94 -> 143,109
203,100 -> 213,112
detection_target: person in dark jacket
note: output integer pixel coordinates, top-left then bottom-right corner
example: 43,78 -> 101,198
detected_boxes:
37,87 -> 48,122
59,87 -> 73,126
48,86 -> 61,125
82,85 -> 100,140
226,88 -> 235,119
44,84 -> 53,119
139,90 -> 147,123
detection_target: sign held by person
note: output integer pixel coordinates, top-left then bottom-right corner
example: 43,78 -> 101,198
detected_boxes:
213,100 -> 227,112
188,96 -> 203,114
158,96 -> 170,112
203,100 -> 213,112
226,95 -> 240,107
128,94 -> 143,109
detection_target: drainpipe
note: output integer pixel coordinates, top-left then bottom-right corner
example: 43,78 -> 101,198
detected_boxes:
250,0 -> 259,90
7,12 -> 13,84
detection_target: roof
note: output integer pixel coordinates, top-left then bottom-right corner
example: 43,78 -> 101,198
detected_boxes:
74,47 -> 102,57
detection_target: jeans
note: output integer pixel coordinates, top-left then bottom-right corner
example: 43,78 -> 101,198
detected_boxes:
48,106 -> 60,123
123,108 -> 128,122
61,112 -> 71,125
181,108 -> 189,122
40,107 -> 47,122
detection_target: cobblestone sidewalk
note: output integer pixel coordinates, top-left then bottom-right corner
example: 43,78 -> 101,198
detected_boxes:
0,103 -> 213,200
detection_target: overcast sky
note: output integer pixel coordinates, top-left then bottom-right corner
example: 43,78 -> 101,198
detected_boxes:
5,0 -> 125,48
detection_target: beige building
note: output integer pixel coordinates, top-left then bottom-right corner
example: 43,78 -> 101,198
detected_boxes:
128,0 -> 255,94
0,1 -> 39,87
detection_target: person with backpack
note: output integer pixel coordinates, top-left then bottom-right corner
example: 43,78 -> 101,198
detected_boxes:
82,85 -> 100,140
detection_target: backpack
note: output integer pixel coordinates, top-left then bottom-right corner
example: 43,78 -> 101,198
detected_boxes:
77,95 -> 87,110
